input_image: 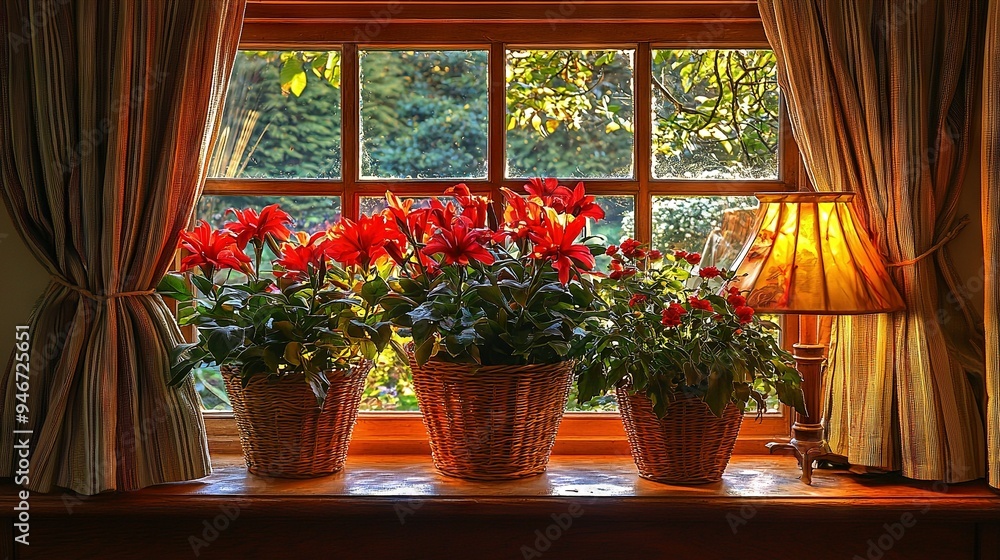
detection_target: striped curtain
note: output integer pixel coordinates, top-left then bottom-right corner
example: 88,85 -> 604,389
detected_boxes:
984,0 -> 1000,489
758,0 -> 989,484
0,0 -> 246,494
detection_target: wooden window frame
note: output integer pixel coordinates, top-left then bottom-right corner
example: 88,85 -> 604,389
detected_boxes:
201,0 -> 800,454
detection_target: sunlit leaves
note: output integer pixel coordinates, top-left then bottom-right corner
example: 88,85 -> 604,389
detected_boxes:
506,49 -> 632,136
652,49 -> 779,179
258,50 -> 342,95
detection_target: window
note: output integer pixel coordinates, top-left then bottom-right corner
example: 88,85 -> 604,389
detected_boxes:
506,49 -> 635,178
196,3 -> 798,445
360,50 -> 490,179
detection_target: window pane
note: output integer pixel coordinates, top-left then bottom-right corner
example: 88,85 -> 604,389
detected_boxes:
197,195 -> 341,235
360,50 -> 489,179
651,196 -> 759,270
361,339 -> 420,411
587,196 -> 635,272
652,50 -> 779,179
507,49 -> 635,179
210,51 -> 342,179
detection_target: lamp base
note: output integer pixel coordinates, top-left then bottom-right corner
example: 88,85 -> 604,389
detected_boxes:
767,424 -> 848,485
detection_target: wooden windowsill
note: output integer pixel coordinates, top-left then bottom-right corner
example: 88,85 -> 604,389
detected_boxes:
5,454 -> 999,559
5,453 -> 998,520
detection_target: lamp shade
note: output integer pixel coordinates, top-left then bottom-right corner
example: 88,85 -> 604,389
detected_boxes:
731,192 -> 905,315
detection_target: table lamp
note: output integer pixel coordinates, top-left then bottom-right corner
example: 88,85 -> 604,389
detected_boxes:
731,192 -> 905,484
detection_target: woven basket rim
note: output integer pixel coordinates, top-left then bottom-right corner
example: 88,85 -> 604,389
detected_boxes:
411,358 -> 575,373
221,362 -> 370,383
616,384 -> 742,405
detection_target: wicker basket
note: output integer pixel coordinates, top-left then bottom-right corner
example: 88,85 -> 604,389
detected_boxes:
617,387 -> 743,484
410,359 -> 574,480
222,362 -> 371,479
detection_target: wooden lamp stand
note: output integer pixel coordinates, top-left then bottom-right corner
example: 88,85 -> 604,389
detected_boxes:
765,316 -> 847,485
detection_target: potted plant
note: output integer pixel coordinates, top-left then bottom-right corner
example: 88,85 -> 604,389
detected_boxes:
576,240 -> 806,484
370,179 -> 605,480
158,205 -> 395,478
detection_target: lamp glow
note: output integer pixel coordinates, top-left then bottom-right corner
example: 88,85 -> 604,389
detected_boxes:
732,192 -> 905,315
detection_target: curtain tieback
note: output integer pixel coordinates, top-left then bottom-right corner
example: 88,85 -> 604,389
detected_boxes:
886,215 -> 970,268
50,275 -> 156,302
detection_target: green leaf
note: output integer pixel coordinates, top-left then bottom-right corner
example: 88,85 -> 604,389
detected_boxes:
157,273 -> 192,302
361,276 -> 390,306
283,341 -> 303,365
475,285 -> 508,310
705,370 -> 731,417
304,370 -> 330,408
390,339 -> 409,363
190,275 -> 214,297
577,367 -> 604,403
273,321 -> 296,339
682,362 -> 700,386
206,326 -> 244,365
167,342 -> 210,386
280,58 -> 308,96
414,336 -> 436,366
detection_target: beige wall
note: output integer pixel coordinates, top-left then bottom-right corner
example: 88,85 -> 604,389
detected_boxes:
0,206 -> 48,357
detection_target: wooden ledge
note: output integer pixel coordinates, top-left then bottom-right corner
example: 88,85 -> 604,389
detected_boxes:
4,455 -> 999,559
4,454 -> 998,521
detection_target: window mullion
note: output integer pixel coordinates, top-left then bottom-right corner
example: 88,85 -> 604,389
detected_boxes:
636,43 -> 652,245
489,42 -> 506,209
779,94 -> 802,190
342,43 -> 360,220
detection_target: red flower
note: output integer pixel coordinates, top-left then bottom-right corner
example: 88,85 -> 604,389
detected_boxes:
384,240 -> 407,266
674,250 -> 688,259
273,231 -> 332,281
620,239 -> 642,258
609,259 -> 637,280
688,296 -> 714,312
661,302 -> 687,327
555,182 -> 605,221
385,193 -> 438,246
524,177 -> 568,201
727,285 -> 742,296
734,305 -> 755,324
648,250 -> 663,262
327,213 -> 405,269
633,249 -> 647,260
684,252 -> 702,265
178,221 -> 251,275
628,294 -> 647,308
523,179 -> 604,221
606,245 -> 618,256
446,183 -> 492,229
225,204 -> 293,250
727,294 -> 747,307
699,266 -> 721,279
385,192 -> 414,227
423,219 -> 496,266
497,187 -> 545,242
529,212 -> 596,284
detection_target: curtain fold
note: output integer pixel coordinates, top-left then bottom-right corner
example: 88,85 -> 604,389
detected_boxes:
758,0 -> 989,484
0,0 -> 246,494
984,0 -> 1000,489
